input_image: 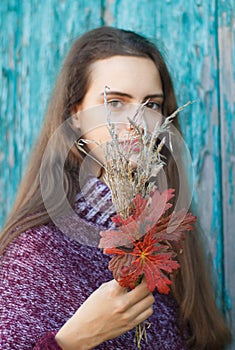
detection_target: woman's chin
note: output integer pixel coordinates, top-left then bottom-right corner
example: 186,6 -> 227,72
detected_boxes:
127,154 -> 139,169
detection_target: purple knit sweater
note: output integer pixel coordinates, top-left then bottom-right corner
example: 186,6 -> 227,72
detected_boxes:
0,177 -> 189,349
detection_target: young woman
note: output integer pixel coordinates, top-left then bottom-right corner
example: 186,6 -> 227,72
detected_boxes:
0,27 -> 232,350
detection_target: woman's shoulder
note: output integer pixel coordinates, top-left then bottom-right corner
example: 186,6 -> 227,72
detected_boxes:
0,222 -> 87,304
0,222 -> 78,272
0,221 -> 108,277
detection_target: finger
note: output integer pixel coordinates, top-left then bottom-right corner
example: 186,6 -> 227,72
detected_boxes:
99,279 -> 128,295
119,301 -> 154,333
125,293 -> 154,321
133,305 -> 154,326
126,282 -> 151,307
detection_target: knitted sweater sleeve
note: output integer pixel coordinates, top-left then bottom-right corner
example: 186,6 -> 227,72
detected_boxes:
0,228 -> 65,350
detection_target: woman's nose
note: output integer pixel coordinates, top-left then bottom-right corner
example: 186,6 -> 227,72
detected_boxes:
115,103 -> 145,137
118,120 -> 144,140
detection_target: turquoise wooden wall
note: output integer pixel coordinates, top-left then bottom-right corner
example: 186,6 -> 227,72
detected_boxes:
0,0 -> 234,345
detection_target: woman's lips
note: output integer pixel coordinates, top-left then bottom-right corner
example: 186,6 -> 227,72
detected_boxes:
119,139 -> 141,153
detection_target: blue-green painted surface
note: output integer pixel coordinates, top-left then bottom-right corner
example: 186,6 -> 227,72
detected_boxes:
0,0 -> 234,345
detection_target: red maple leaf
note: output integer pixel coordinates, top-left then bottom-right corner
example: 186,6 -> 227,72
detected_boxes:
99,188 -> 196,294
106,231 -> 180,293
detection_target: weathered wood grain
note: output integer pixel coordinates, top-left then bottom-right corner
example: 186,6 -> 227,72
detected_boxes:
0,0 -> 234,346
0,0 -> 102,225
218,0 -> 235,343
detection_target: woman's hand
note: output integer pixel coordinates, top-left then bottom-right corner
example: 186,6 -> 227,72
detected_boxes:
55,279 -> 154,350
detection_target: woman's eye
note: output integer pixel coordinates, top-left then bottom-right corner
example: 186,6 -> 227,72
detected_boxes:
107,100 -> 123,109
146,101 -> 161,111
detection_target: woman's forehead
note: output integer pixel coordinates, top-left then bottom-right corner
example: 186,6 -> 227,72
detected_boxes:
87,55 -> 163,97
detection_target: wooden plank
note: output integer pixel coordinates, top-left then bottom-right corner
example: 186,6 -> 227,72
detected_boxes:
0,1 -> 21,226
0,0 -> 102,228
218,0 -> 235,344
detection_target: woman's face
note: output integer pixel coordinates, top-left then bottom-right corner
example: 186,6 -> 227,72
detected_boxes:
76,55 -> 163,166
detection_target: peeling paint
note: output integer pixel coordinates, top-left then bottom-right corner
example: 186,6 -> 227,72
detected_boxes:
102,0 -> 115,26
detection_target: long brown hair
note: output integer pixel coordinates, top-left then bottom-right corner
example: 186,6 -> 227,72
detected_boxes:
0,26 -> 231,349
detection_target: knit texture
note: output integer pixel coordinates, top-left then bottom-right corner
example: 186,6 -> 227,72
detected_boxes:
0,177 -> 189,349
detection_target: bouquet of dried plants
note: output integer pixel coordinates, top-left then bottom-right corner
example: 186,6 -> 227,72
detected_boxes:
76,91 -> 196,348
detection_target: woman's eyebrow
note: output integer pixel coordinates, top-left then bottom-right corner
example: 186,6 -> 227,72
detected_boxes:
143,94 -> 164,101
101,91 -> 133,98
